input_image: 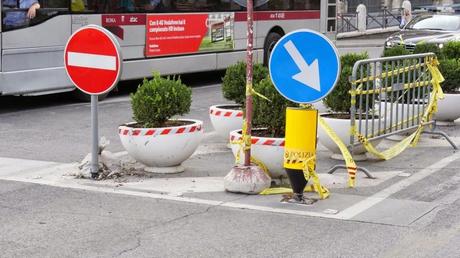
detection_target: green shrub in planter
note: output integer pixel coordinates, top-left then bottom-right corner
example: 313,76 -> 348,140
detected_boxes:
414,43 -> 440,56
439,58 -> 460,93
252,77 -> 298,138
323,52 -> 369,113
131,73 -> 192,128
341,52 -> 369,68
222,61 -> 269,106
382,46 -> 410,57
441,41 -> 460,60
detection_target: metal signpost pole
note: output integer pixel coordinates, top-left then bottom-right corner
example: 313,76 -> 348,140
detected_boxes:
64,25 -> 122,180
244,0 -> 254,166
223,0 -> 271,194
91,95 -> 99,179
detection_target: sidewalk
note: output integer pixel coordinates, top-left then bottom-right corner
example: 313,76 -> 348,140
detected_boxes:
1,123 -> 459,226
336,37 -> 386,48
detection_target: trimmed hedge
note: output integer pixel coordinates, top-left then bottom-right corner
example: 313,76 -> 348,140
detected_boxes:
222,62 -> 269,106
323,52 -> 369,113
252,77 -> 298,138
131,73 -> 191,128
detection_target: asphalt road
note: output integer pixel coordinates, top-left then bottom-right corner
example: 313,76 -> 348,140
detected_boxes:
1,44 -> 459,257
1,178 -> 458,258
0,72 -> 226,163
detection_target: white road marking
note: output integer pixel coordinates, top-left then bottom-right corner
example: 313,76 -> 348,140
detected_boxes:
68,52 -> 116,71
0,149 -> 458,221
337,151 -> 460,220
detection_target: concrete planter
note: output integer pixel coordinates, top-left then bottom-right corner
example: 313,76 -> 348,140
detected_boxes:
118,119 -> 204,173
434,93 -> 460,123
318,114 -> 382,160
229,129 -> 286,179
209,104 -> 243,139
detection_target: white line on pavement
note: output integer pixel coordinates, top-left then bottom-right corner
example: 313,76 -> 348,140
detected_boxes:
2,176 -> 341,219
337,151 -> 460,220
1,149 -> 458,221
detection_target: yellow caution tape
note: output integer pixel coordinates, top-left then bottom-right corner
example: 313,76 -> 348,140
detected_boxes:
260,155 -> 330,199
251,88 -> 271,102
318,117 -> 358,188
350,56 -> 445,160
353,80 -> 430,95
353,63 -> 425,84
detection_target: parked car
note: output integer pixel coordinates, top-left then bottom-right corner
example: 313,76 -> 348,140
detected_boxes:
385,14 -> 460,51
452,4 -> 460,13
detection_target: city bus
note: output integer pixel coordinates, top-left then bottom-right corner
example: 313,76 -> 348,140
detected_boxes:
0,0 -> 337,99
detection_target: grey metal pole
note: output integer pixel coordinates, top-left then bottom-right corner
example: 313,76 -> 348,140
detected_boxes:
91,95 -> 99,179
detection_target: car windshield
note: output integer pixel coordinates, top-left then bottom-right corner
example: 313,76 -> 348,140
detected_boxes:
406,15 -> 460,31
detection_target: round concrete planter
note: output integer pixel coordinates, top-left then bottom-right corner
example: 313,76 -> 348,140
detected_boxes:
209,104 -> 243,140
434,93 -> 460,123
318,114 -> 382,160
229,129 -> 286,179
119,119 -> 204,173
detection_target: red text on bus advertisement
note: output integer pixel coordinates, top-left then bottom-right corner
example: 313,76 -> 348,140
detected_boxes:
145,13 -> 234,57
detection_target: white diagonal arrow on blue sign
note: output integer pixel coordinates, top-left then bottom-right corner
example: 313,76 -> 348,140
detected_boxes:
269,29 -> 340,104
284,40 -> 321,92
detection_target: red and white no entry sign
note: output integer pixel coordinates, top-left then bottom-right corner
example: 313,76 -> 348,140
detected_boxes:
64,25 -> 122,95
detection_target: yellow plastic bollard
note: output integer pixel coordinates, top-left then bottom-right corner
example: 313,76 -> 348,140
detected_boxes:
284,107 -> 318,170
283,107 -> 320,202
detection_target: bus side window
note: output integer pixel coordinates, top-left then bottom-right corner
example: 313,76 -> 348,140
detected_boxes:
91,0 -> 173,13
2,0 -> 70,31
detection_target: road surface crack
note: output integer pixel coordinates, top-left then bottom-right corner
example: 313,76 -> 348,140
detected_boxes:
117,230 -> 142,257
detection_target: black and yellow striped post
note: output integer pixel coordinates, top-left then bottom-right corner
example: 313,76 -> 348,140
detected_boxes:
284,107 -> 318,198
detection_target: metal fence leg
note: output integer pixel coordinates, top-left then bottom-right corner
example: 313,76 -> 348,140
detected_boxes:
327,165 -> 376,179
422,131 -> 459,150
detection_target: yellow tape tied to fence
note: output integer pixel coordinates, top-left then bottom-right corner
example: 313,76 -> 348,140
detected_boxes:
351,56 -> 445,160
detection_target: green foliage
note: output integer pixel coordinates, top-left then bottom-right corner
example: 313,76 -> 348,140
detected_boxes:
323,66 -> 354,113
252,77 -> 298,138
341,52 -> 369,68
222,62 -> 269,106
323,52 -> 369,113
382,46 -> 411,57
441,41 -> 460,60
130,73 -> 192,128
439,58 -> 460,93
414,43 -> 440,56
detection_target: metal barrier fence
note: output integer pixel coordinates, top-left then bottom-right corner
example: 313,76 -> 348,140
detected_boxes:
328,53 -> 457,177
337,13 -> 358,33
337,8 -> 401,33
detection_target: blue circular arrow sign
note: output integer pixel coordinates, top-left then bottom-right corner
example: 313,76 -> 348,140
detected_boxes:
269,29 -> 340,104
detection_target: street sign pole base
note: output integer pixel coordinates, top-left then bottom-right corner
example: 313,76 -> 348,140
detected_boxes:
280,193 -> 317,205
224,165 -> 271,194
91,172 -> 99,179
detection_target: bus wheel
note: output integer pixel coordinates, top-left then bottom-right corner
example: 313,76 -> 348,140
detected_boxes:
263,32 -> 282,66
72,89 -> 109,102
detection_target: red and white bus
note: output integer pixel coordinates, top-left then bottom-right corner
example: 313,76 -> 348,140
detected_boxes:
0,0 -> 336,98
